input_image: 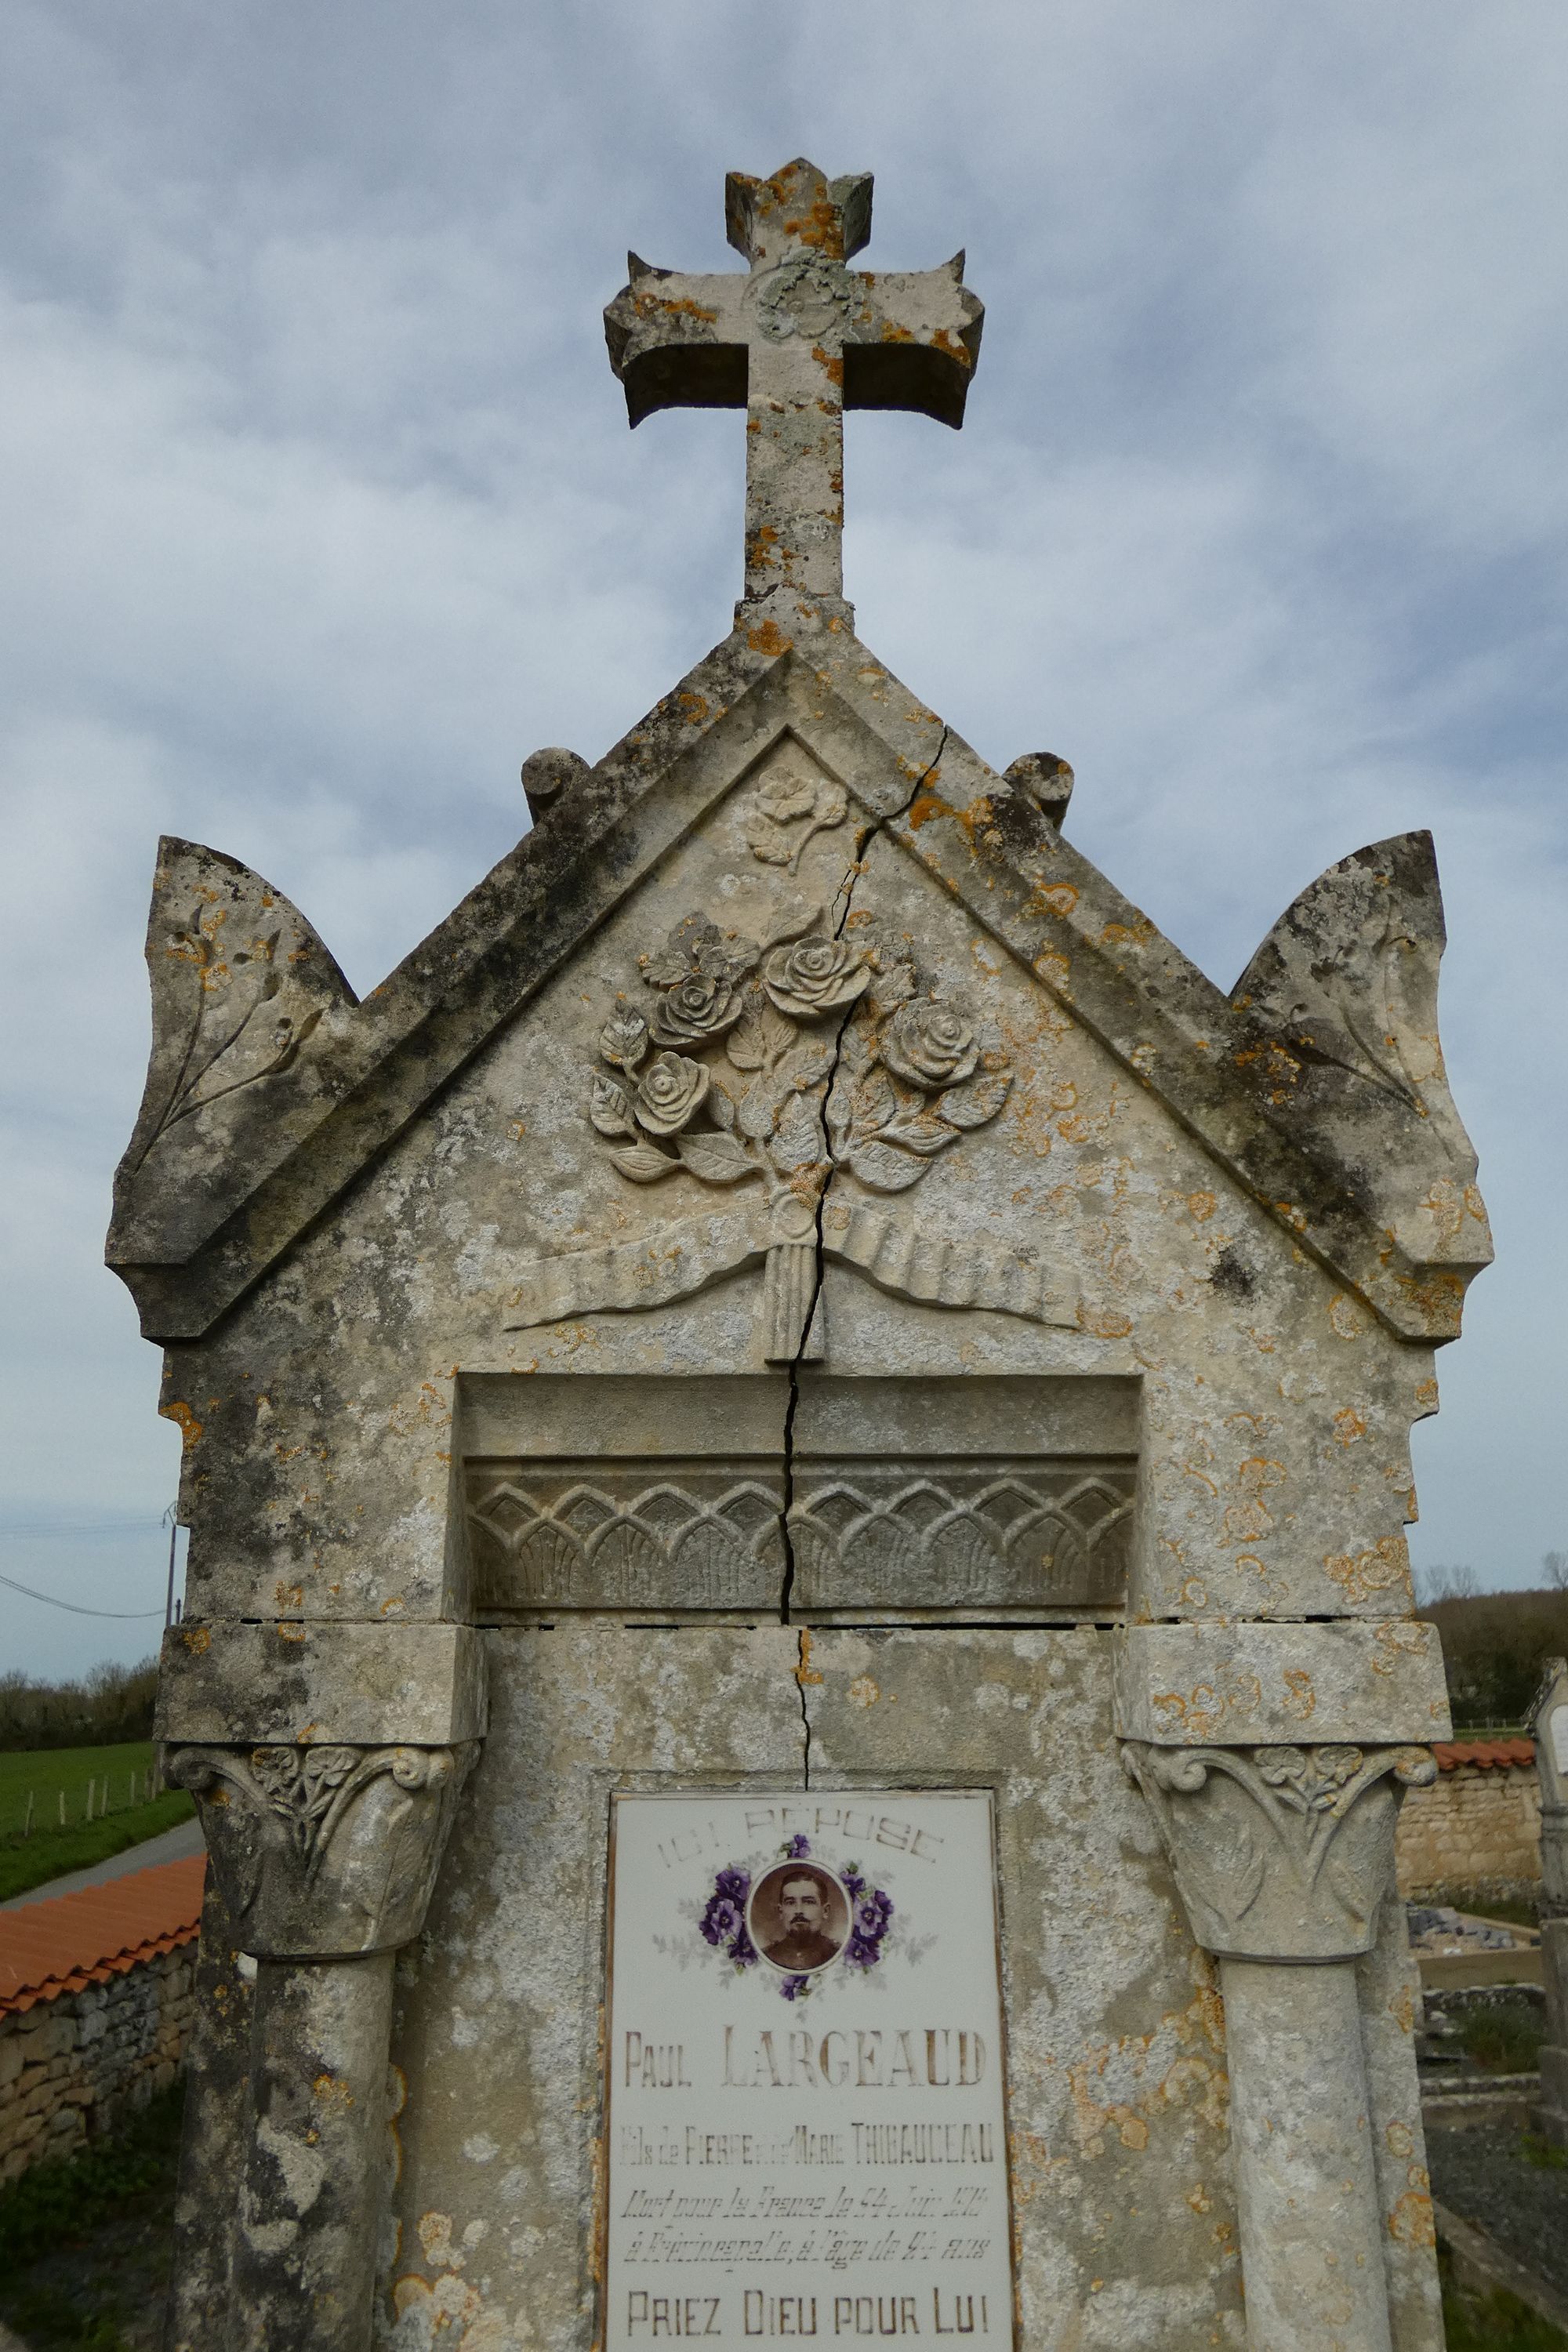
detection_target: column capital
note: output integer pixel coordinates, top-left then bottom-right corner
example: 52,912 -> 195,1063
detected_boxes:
165,1740 -> 478,1958
1123,1739 -> 1436,1962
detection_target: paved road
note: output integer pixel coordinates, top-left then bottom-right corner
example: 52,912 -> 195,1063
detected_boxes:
0,1817 -> 207,1911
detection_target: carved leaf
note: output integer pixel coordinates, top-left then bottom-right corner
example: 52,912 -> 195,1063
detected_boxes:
771,1093 -> 824,1171
844,1140 -> 930,1192
760,898 -> 826,950
590,1073 -> 637,1139
877,1113 -> 960,1158
738,1078 -> 780,1140
727,1008 -> 768,1071
851,1068 -> 897,1137
608,1142 -> 680,1183
778,1038 -> 833,1091
708,1082 -> 737,1131
673,1130 -> 757,1185
936,1068 -> 1013,1131
746,815 -> 794,866
760,1003 -> 796,1060
838,1019 -> 876,1077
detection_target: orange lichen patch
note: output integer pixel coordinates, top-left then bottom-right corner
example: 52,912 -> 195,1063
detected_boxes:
848,1675 -> 880,1708
1333,1408 -> 1367,1446
1328,1293 -> 1370,1341
1282,1669 -> 1316,1721
1221,1458 -> 1286,1544
161,1400 -> 204,1450
1187,1192 -> 1216,1222
179,1624 -> 212,1655
1099,916 -> 1154,949
810,347 -> 845,387
1415,1376 -> 1439,1413
1076,1304 -> 1134,1341
276,1622 -> 305,1645
931,328 -> 974,369
786,196 -> 846,256
796,1628 -> 823,1688
1031,884 -> 1078,917
746,617 -> 792,656
1388,2187 -> 1436,2249
313,2072 -> 354,2107
635,292 -> 717,324
1323,1534 -> 1411,1608
677,692 -> 710,724
274,1581 -> 303,1612
878,320 -> 915,343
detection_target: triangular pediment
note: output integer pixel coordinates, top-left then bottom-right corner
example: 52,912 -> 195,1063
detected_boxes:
108,619 -> 1488,1342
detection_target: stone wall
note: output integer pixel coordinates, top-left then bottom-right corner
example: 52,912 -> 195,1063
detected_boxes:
0,1944 -> 195,2187
1396,1750 -> 1541,1903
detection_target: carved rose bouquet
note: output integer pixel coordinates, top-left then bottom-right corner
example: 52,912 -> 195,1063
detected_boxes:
586,904 -> 1014,1205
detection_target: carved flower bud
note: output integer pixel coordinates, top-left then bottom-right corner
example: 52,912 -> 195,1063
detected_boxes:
651,972 -> 745,1045
636,1051 -> 710,1135
762,937 -> 869,1021
600,1010 -> 651,1069
880,1000 -> 978,1089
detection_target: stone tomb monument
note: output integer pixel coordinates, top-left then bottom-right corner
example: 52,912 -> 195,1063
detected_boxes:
110,161 -> 1491,2352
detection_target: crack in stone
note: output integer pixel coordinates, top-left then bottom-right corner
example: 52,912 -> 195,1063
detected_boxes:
777,725 -> 951,1774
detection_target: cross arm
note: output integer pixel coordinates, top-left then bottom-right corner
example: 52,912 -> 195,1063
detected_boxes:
604,260 -> 751,426
844,259 -> 985,429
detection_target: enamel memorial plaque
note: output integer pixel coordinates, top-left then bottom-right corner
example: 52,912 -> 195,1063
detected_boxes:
604,1792 -> 1012,2347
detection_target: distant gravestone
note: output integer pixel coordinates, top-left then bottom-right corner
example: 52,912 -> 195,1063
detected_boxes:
111,160 -> 1491,2352
1533,1658 -> 1568,2146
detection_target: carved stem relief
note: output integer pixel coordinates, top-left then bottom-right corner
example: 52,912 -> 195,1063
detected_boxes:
1123,1740 -> 1436,1963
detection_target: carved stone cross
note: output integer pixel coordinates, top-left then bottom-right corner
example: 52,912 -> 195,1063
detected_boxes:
604,158 -> 984,619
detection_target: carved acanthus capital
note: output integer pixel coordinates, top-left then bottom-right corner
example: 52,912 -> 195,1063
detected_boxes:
1123,1740 -> 1436,1963
165,1740 -> 477,1959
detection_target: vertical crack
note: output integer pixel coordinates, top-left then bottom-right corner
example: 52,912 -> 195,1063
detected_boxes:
777,724 -> 952,1767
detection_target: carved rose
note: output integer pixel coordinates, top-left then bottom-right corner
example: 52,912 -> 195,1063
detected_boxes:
599,1011 -> 650,1069
651,971 -> 746,1046
762,937 -> 869,1021
880,1000 -> 978,1089
635,1051 -> 710,1135
642,916 -> 754,991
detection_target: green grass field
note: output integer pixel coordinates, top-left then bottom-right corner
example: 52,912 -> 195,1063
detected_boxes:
0,1741 -> 164,1839
0,1742 -> 195,1903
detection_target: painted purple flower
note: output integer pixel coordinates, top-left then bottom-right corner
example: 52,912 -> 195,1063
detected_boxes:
779,1975 -> 810,2002
713,1866 -> 751,1905
785,1833 -> 811,1859
700,1896 -> 743,1948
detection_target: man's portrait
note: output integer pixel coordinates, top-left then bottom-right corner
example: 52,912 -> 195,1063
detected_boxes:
749,1862 -> 849,1973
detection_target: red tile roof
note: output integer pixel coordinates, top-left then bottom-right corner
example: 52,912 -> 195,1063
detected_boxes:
1432,1737 -> 1536,1773
0,1855 -> 205,2018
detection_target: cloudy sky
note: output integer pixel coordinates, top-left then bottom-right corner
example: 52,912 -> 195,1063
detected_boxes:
3,1 -> 1565,1678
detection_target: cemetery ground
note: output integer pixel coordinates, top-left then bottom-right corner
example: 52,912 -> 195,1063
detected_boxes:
0,1745 -> 193,1903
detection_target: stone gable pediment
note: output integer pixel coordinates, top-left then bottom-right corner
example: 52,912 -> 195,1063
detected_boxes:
109,622 -> 1489,1344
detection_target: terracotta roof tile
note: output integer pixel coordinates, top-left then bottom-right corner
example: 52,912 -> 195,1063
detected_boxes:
1432,1737 -> 1536,1773
0,1854 -> 205,2018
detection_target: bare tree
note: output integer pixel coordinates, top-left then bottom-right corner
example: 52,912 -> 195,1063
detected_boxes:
1544,1552 -> 1568,1591
1414,1563 -> 1480,1607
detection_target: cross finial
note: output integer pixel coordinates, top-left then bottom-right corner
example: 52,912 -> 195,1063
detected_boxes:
604,160 -> 984,627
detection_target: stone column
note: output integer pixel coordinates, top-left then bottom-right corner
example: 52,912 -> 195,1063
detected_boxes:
1123,1736 -> 1437,2352
161,1618 -> 484,2352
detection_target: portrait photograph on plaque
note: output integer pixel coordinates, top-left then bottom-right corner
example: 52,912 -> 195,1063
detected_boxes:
603,1791 -> 1013,2347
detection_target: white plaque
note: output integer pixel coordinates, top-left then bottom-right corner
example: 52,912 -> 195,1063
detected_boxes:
603,1791 -> 1013,2348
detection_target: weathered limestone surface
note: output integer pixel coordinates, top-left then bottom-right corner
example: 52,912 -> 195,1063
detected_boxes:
107,159 -> 1488,2352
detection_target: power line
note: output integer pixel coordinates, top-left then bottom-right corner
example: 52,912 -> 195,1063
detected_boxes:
0,1571 -> 166,1620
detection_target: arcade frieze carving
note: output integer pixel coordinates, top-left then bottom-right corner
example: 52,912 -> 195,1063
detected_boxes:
165,1740 -> 477,1958
1122,1739 -> 1436,1963
465,1456 -> 1134,1613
